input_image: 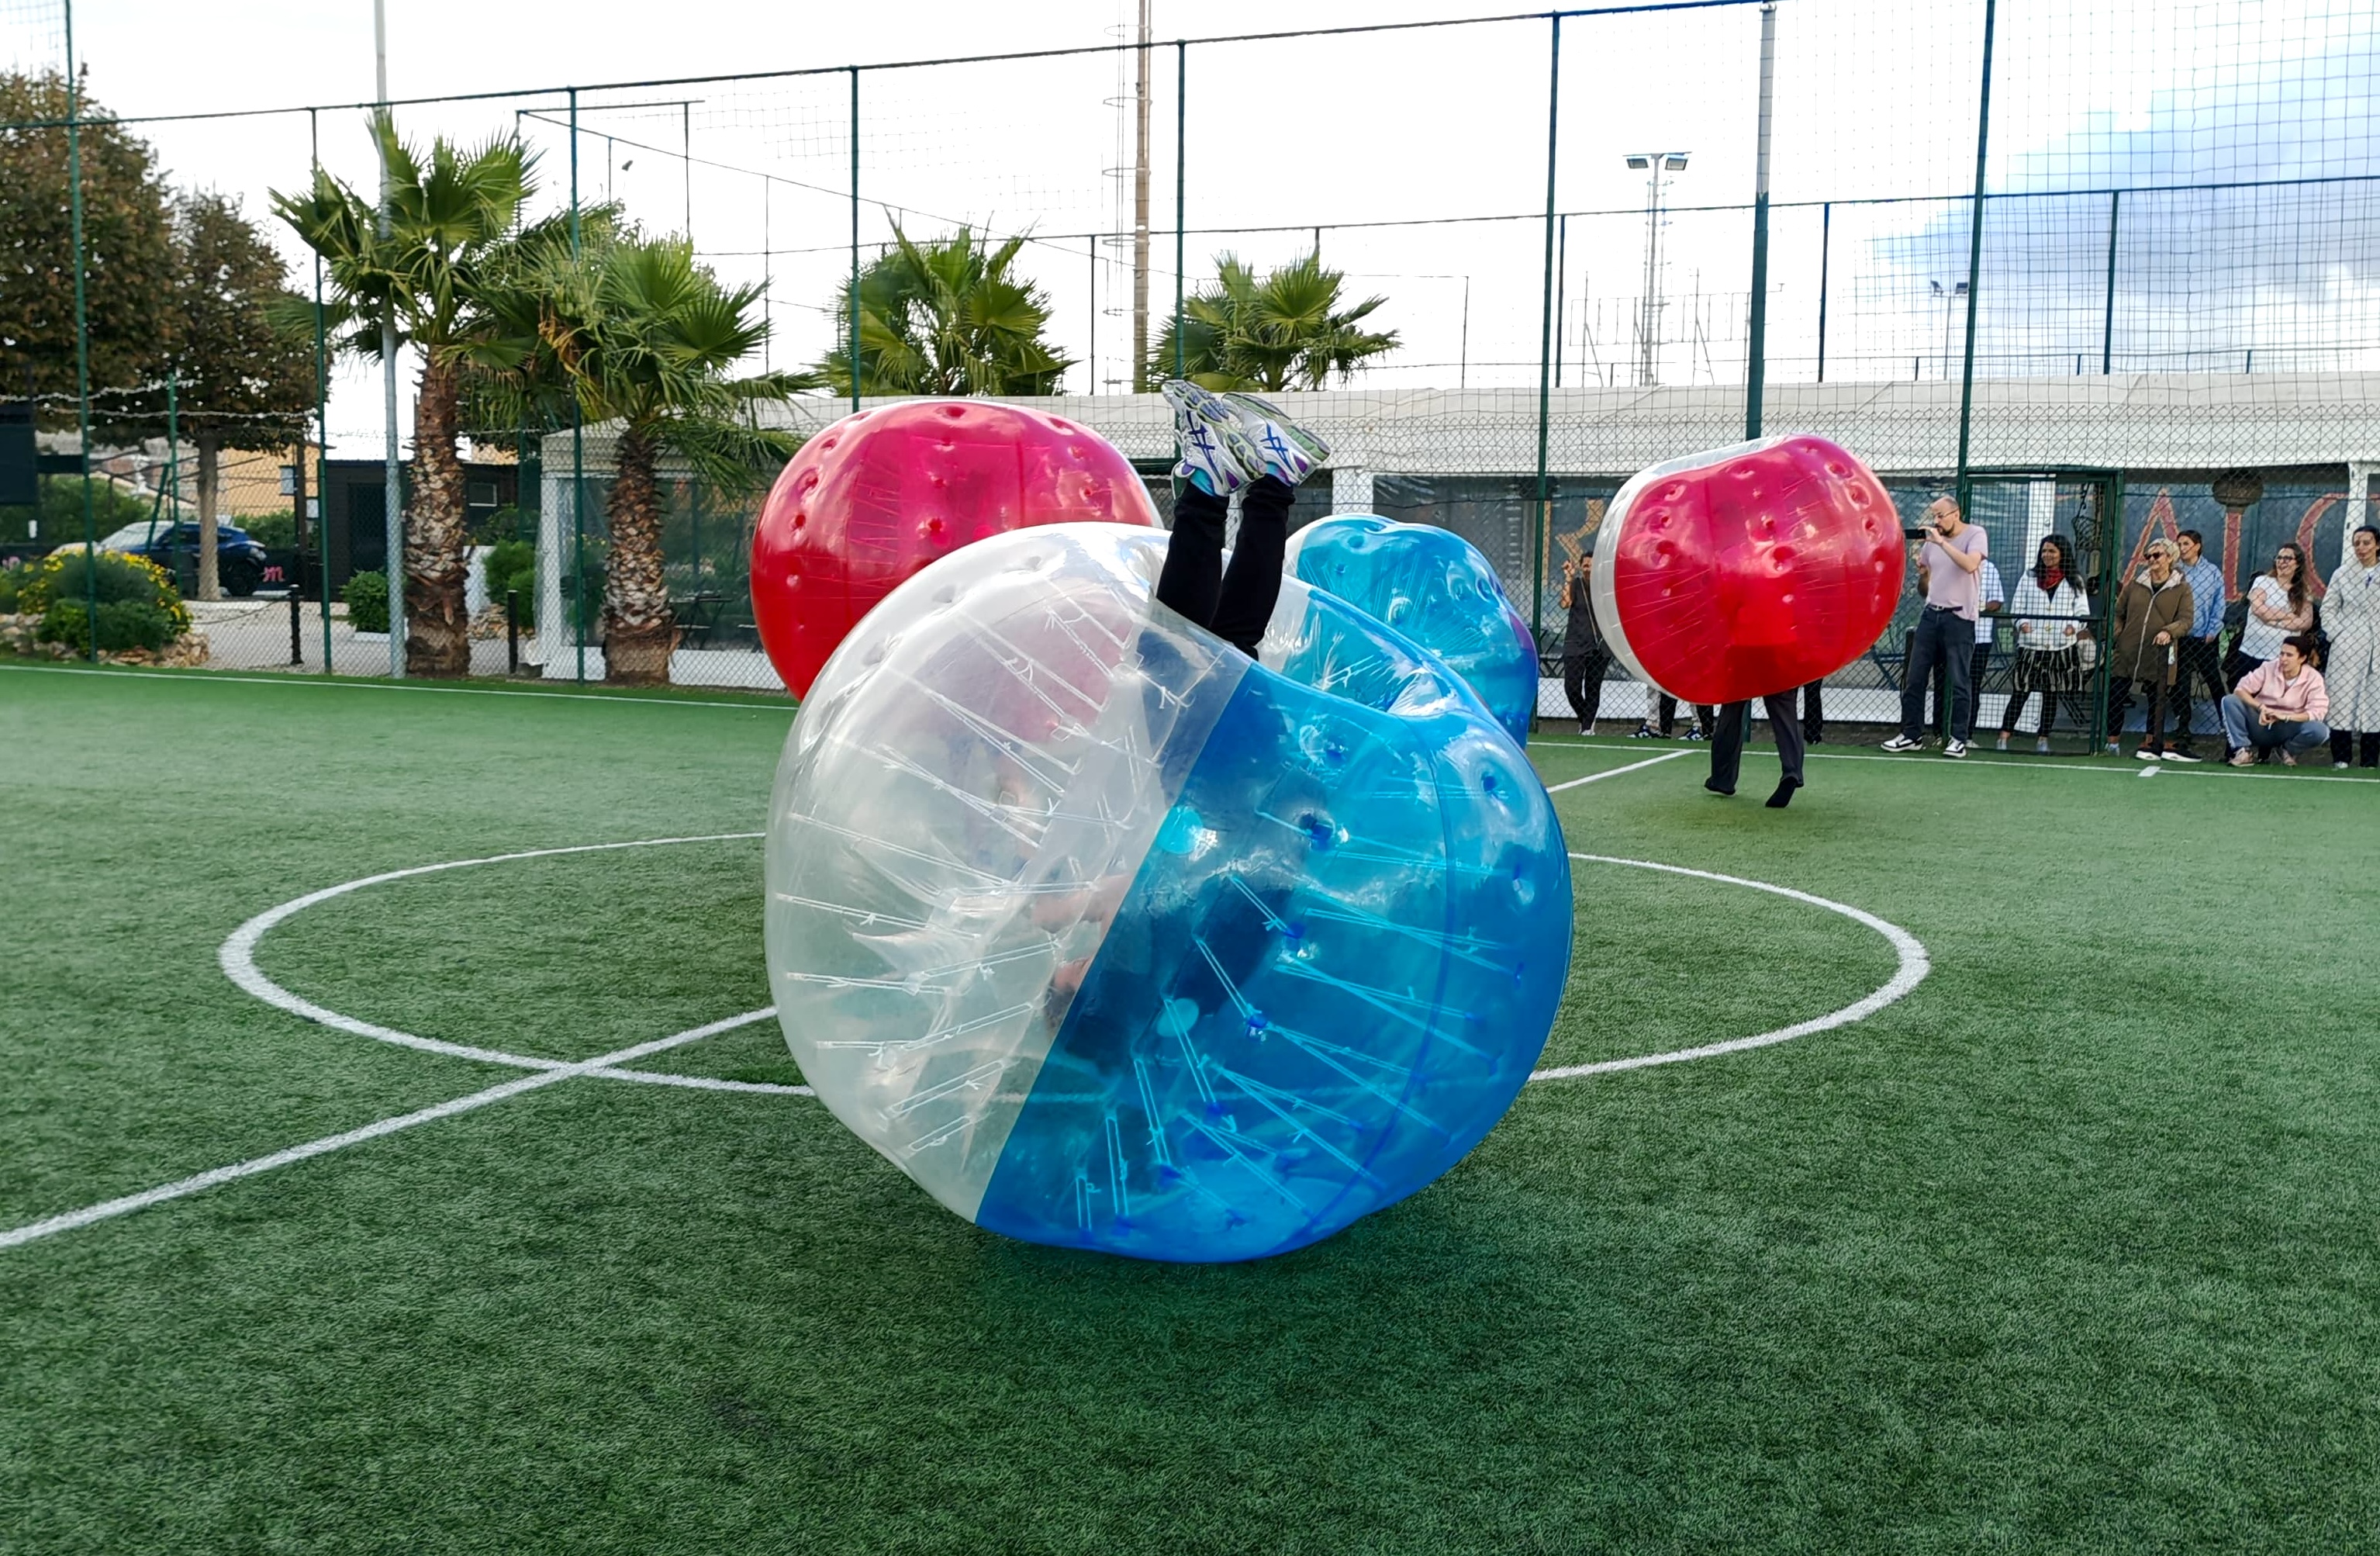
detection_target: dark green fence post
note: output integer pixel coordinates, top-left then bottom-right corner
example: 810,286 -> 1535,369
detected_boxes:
1744,1 -> 1777,440
1531,12 -> 1561,653
64,0 -> 95,661
848,65 -> 861,414
2100,188 -> 2120,374
1953,0 -> 1999,515
570,85 -> 586,683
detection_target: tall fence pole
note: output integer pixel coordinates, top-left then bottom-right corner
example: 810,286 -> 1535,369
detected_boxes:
1815,202 -> 1831,383
1743,1 -> 1777,439
64,0 -> 95,662
374,0 -> 403,678
1173,40 -> 1185,382
2100,188 -> 2120,374
848,65 -> 861,414
1532,12 -> 1561,652
570,87 -> 586,683
311,109 -> 333,673
1953,0 -> 1999,513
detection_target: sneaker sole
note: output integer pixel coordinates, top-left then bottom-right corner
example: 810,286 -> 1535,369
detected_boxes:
1162,381 -> 1260,494
1221,391 -> 1331,480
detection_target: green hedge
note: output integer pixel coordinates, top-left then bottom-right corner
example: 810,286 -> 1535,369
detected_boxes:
344,570 -> 390,634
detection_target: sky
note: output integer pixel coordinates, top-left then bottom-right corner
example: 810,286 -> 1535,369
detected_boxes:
5,0 -> 2373,459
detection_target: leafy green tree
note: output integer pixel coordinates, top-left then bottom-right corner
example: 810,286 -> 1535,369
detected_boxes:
812,226 -> 1073,397
1148,250 -> 1397,392
271,114 -> 537,676
165,191 -> 316,599
478,235 -> 795,685
0,71 -> 177,418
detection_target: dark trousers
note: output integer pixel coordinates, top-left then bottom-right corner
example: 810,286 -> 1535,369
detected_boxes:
2171,636 -> 2224,751
2109,676 -> 2171,753
2330,728 -> 2380,767
1563,649 -> 1611,729
2002,648 -> 2088,738
1800,679 -> 1825,742
1710,695 -> 1807,792
1931,639 -> 1992,737
1154,475 -> 1294,658
1901,606 -> 1974,742
1656,694 -> 1716,735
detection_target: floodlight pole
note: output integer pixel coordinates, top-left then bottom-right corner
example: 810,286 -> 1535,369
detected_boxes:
1954,0 -> 1998,515
1743,1 -> 1777,439
375,0 -> 403,678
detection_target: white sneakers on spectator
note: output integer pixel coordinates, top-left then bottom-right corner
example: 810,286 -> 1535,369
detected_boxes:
1880,735 -> 1923,752
2162,749 -> 2202,763
2035,738 -> 2051,755
1943,738 -> 1967,759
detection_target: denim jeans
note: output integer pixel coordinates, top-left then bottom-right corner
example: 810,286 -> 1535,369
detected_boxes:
1901,606 -> 1974,742
2219,694 -> 2329,755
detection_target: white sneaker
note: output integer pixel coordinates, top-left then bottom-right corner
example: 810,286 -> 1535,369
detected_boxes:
1162,379 -> 1260,496
1995,734 -> 2009,752
2162,749 -> 2202,763
1880,735 -> 1922,752
2035,738 -> 2051,755
2134,749 -> 2161,761
1943,738 -> 1967,759
1221,391 -> 1330,485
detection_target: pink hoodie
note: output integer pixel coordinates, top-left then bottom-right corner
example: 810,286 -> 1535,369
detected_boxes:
2233,660 -> 2329,721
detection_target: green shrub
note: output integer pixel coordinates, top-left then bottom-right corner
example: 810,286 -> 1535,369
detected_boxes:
239,510 -> 298,550
485,539 -> 536,628
14,549 -> 190,634
344,569 -> 390,634
38,597 -> 177,655
0,564 -> 20,614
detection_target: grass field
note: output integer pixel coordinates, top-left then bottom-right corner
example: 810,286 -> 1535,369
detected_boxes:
5,661 -> 2378,1554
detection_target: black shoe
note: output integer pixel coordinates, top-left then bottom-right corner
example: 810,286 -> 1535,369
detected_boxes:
1766,776 -> 1803,808
1704,778 -> 1735,797
1629,724 -> 1660,740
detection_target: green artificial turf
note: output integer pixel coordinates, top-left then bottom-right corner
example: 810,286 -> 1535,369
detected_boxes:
4,662 -> 2378,1553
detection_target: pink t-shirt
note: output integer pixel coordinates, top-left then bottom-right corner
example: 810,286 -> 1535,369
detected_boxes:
1920,525 -> 1990,621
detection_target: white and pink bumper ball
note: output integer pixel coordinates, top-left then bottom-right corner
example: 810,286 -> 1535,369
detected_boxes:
1589,434 -> 1904,706
765,523 -> 1570,1263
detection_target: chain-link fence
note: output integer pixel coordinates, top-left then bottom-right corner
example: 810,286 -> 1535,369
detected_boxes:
4,0 -> 2376,737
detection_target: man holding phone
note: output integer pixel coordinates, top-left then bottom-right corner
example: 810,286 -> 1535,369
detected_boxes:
1882,496 -> 1988,758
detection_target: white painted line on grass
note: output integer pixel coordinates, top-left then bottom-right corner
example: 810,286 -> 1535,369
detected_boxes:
2137,764 -> 2161,778
1544,748 -> 1692,792
1529,852 -> 1929,1080
0,660 -> 796,714
1529,734 -> 2380,785
0,1008 -> 778,1252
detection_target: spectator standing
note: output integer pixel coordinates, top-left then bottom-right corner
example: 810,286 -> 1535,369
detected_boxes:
2108,537 -> 2196,761
1998,534 -> 2091,752
2171,530 -> 2227,759
2222,635 -> 2330,766
2323,524 -> 2380,768
2233,542 -> 2315,676
1926,555 -> 2005,739
1882,496 -> 1988,758
1558,554 -> 1611,736
1632,694 -> 1715,742
1799,679 -> 1826,744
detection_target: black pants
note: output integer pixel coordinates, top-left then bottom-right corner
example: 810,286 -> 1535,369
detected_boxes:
2109,676 -> 2171,753
2171,636 -> 2224,752
2330,728 -> 2380,767
1902,607 -> 1974,742
1929,639 -> 1991,738
1563,649 -> 1611,729
1800,680 -> 1826,742
1153,475 -> 1294,658
1655,694 -> 1716,735
1709,695 -> 1806,792
2003,648 -> 2088,738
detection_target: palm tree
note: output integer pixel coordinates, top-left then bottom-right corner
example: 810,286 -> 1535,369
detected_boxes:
812,226 -> 1073,397
271,114 -> 535,677
1148,250 -> 1398,392
487,236 -> 796,685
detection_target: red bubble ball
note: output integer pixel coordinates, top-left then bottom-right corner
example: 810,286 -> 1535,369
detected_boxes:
1588,434 -> 1904,706
751,399 -> 1159,696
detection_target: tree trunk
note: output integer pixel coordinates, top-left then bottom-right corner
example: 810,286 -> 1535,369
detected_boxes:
602,424 -> 675,685
404,357 -> 471,678
195,436 -> 219,600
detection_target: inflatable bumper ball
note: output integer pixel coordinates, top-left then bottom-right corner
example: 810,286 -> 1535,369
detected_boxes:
750,399 -> 1159,697
765,523 -> 1570,1262
1283,513 -> 1540,745
1589,434 -> 1903,705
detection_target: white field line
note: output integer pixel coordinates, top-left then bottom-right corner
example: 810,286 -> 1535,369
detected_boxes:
1529,734 -> 2380,785
2137,764 -> 2161,778
0,1008 -> 777,1252
0,660 -> 795,714
1543,748 -> 1692,792
1529,852 -> 1929,1080
6,759 -> 1924,1252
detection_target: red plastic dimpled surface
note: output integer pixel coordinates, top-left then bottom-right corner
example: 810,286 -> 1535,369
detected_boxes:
1592,434 -> 1904,707
751,399 -> 1159,696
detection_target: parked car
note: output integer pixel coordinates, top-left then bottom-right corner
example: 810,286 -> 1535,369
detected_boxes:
70,518 -> 271,596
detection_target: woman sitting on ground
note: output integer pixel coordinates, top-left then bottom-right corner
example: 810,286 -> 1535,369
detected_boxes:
1998,533 -> 2090,752
2222,633 -> 2330,766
